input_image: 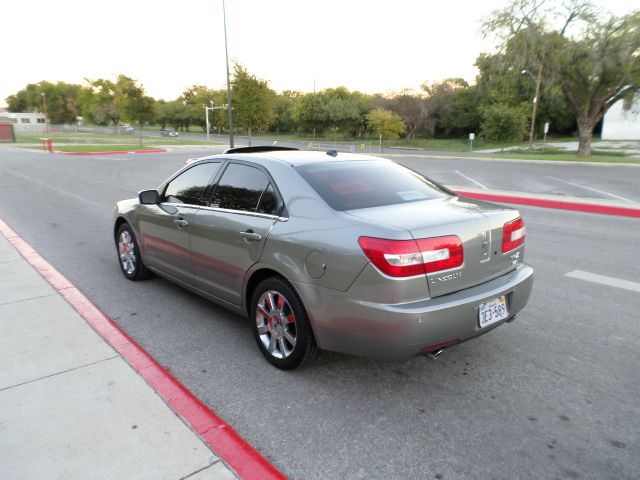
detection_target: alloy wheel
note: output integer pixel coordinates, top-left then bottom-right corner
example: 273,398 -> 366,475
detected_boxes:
118,230 -> 137,275
256,290 -> 298,359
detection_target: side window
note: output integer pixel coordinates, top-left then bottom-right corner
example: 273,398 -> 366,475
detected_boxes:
162,162 -> 220,205
209,163 -> 273,213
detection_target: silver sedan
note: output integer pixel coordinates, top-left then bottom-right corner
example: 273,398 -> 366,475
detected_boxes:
113,148 -> 533,369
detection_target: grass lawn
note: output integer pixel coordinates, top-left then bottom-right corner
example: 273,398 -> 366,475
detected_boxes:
466,152 -> 640,164
15,131 -> 217,146
52,145 -> 167,153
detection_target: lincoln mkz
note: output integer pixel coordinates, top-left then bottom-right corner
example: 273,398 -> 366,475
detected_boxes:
113,147 -> 533,369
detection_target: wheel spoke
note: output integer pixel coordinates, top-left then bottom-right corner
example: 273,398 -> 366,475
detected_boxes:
265,292 -> 276,310
285,313 -> 296,324
257,304 -> 270,319
257,324 -> 269,335
278,338 -> 287,356
268,337 -> 277,353
284,330 -> 296,348
276,294 -> 285,310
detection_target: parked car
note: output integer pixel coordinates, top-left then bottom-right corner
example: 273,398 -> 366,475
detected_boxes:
113,147 -> 533,369
119,124 -> 135,134
160,128 -> 179,137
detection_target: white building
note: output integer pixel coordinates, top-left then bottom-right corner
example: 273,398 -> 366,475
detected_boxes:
601,94 -> 640,140
2,112 -> 48,132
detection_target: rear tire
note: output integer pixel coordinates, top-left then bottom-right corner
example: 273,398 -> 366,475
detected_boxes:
116,223 -> 151,281
251,277 -> 317,370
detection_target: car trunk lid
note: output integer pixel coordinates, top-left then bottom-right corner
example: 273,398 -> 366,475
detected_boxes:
347,196 -> 523,297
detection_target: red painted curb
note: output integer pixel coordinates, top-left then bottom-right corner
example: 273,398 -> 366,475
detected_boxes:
455,190 -> 640,218
0,218 -> 286,480
56,149 -> 168,155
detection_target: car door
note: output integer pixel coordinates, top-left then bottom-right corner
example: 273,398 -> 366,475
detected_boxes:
190,162 -> 282,306
138,162 -> 221,284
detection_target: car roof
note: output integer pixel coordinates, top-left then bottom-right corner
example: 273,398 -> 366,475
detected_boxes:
219,149 -> 385,167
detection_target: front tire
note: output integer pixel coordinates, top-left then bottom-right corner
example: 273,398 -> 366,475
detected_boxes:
116,223 -> 151,281
251,277 -> 317,370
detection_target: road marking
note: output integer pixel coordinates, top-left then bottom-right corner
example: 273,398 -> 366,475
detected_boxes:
454,170 -> 487,189
565,270 -> 640,293
549,177 -> 634,203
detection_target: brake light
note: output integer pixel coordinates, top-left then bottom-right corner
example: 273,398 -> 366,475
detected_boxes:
358,236 -> 463,277
502,217 -> 525,253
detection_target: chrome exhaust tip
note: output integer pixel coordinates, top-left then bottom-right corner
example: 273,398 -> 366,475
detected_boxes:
427,348 -> 444,360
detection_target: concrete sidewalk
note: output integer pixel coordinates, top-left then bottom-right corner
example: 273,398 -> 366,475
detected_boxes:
0,234 -> 237,480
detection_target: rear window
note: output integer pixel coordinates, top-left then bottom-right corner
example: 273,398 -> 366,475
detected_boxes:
295,160 -> 449,211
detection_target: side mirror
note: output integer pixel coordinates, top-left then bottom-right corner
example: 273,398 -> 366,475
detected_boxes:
139,189 -> 160,205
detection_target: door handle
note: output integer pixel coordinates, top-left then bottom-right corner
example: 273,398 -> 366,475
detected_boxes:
174,219 -> 189,230
240,230 -> 262,241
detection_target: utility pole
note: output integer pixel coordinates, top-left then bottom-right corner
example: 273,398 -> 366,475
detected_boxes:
523,67 -> 543,151
204,105 -> 210,141
222,0 -> 234,148
41,92 -> 49,135
204,101 -> 226,142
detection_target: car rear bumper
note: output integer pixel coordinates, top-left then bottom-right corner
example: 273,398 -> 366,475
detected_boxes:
295,263 -> 534,360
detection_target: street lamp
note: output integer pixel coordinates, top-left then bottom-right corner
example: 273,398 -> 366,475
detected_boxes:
522,68 -> 542,151
203,101 -> 227,141
222,0 -> 234,148
41,92 -> 49,135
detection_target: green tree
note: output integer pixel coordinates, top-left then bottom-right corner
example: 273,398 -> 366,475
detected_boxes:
181,85 -> 227,132
557,11 -> 640,155
422,78 -> 477,137
6,81 -> 83,124
366,109 -> 406,140
293,92 -> 329,138
382,89 -> 428,141
272,90 -> 302,133
323,87 -> 371,139
80,78 -> 120,127
480,103 -> 528,145
231,64 -> 276,144
483,0 -> 640,156
114,75 -> 155,145
157,100 -> 195,131
474,51 -> 574,137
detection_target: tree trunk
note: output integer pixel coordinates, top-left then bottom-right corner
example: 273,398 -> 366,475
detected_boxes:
248,126 -> 252,146
576,118 -> 594,157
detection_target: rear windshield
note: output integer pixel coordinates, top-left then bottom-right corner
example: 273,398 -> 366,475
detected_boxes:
295,160 -> 450,211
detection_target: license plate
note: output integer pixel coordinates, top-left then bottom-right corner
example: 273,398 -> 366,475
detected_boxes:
478,296 -> 508,328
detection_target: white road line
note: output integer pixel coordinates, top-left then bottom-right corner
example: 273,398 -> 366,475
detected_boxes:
549,177 -> 634,203
454,170 -> 487,189
565,270 -> 640,293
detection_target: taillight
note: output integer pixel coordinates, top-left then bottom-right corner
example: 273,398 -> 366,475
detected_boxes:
417,237 -> 464,273
502,217 -> 525,253
358,236 -> 463,278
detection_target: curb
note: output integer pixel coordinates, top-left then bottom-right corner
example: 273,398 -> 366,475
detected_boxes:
56,149 -> 168,155
455,190 -> 640,218
0,218 -> 286,480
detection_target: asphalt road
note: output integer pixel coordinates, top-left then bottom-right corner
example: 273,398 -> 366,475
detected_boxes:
1,146 -> 639,480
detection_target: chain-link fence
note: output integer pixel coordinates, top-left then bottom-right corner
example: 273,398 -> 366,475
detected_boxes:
15,123 -> 426,155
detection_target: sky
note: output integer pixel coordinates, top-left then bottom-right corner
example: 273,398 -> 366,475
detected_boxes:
2,0 -> 636,107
